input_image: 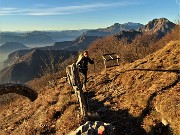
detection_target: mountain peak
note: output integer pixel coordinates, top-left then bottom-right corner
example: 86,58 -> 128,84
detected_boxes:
138,18 -> 175,37
148,18 -> 172,26
152,17 -> 169,22
113,23 -> 121,26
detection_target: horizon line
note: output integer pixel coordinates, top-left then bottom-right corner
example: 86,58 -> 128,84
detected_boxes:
0,17 -> 176,32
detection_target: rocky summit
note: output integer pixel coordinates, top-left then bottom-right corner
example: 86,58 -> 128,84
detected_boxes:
138,18 -> 175,37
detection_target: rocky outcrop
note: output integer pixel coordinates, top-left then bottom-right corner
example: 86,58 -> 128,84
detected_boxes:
4,49 -> 32,67
115,29 -> 142,43
68,121 -> 114,135
0,83 -> 38,102
138,18 -> 175,37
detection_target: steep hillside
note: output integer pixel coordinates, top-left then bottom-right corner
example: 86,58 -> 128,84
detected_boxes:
86,40 -> 180,135
4,50 -> 32,67
0,40 -> 179,135
0,49 -> 77,83
114,29 -> 142,42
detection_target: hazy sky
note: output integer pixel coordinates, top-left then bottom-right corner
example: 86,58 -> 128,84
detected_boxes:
0,0 -> 179,31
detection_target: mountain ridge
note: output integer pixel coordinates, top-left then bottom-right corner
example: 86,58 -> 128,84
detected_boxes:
83,22 -> 144,37
0,42 -> 29,53
138,18 -> 175,37
0,32 -> 54,47
0,49 -> 77,83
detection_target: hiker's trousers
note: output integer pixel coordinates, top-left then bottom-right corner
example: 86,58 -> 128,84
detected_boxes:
79,69 -> 87,85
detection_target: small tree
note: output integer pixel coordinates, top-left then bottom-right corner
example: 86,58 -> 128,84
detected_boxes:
40,51 -> 63,88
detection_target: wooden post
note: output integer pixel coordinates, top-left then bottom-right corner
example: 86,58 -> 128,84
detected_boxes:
66,63 -> 87,117
102,56 -> 107,69
116,54 -> 120,66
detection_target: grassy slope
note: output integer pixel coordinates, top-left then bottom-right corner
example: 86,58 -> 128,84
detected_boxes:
87,41 -> 179,134
0,41 -> 179,135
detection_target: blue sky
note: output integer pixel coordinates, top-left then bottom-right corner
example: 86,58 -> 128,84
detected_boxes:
0,0 -> 179,31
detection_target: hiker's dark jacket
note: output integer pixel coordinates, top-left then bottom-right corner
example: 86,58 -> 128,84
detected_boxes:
76,56 -> 94,70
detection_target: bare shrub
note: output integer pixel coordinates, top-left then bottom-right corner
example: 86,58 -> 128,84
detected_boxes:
28,55 -> 77,90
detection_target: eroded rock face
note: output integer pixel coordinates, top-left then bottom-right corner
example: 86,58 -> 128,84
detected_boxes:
0,83 -> 38,102
138,18 -> 175,37
68,121 -> 114,135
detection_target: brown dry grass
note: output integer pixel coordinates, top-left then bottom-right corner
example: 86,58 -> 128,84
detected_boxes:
0,41 -> 179,135
0,78 -> 82,135
86,41 -> 179,134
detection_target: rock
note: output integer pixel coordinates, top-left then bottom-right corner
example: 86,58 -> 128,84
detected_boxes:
68,121 -> 114,135
161,118 -> 169,126
0,83 -> 38,102
98,126 -> 105,135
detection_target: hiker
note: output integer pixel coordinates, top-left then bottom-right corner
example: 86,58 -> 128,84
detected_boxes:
76,50 -> 94,90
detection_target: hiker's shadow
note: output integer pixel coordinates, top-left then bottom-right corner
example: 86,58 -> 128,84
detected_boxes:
84,91 -> 146,135
84,90 -> 171,135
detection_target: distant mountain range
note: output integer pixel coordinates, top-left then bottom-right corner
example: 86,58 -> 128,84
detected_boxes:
44,30 -> 88,42
0,42 -> 29,53
0,18 -> 175,50
0,30 -> 88,47
40,22 -> 144,51
0,18 -> 176,83
42,35 -> 101,51
47,18 -> 175,52
0,22 -> 143,48
113,18 -> 175,44
0,32 -> 54,47
0,22 -> 144,56
83,22 -> 144,37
